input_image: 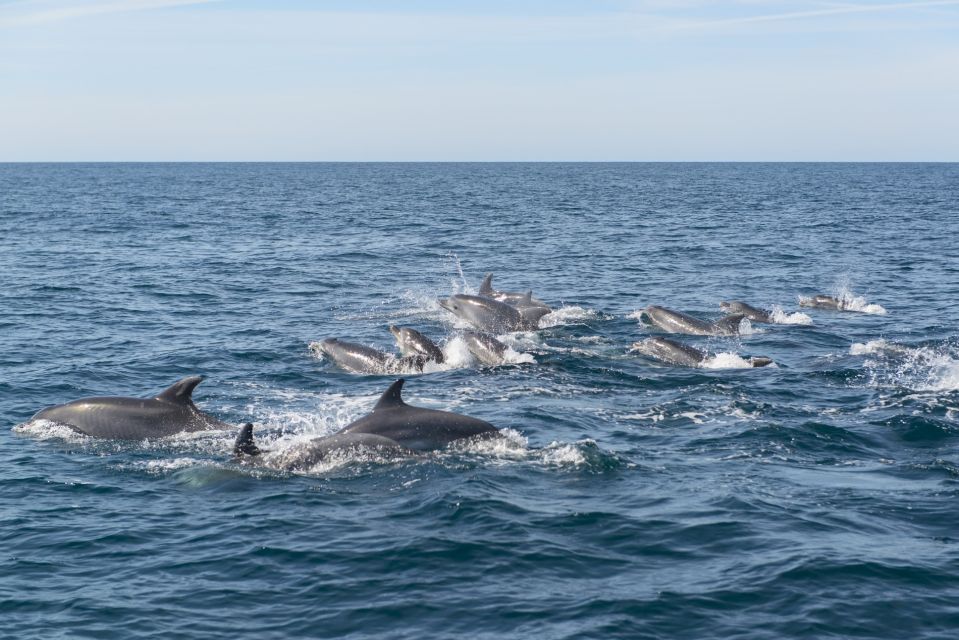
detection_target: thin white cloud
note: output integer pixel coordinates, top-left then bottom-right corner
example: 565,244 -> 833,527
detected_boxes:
683,0 -> 959,28
0,0 -> 219,28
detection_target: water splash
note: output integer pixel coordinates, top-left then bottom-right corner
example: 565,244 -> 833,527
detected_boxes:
701,352 -> 757,369
769,305 -> 814,325
851,339 -> 959,392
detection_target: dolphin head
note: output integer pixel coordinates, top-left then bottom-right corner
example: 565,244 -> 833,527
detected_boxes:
437,298 -> 458,313
388,325 -> 402,339
719,301 -> 738,313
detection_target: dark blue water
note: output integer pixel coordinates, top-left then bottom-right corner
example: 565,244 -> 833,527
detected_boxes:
2,163 -> 959,639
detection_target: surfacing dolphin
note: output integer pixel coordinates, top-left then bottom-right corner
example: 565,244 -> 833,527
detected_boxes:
340,378 -> 499,451
720,301 -> 774,323
389,325 -> 445,364
631,337 -> 773,368
799,295 -> 843,310
233,424 -> 413,471
30,376 -> 231,439
233,379 -> 500,468
462,330 -> 509,366
438,294 -> 544,333
311,338 -> 425,374
479,273 -> 552,312
641,305 -> 747,336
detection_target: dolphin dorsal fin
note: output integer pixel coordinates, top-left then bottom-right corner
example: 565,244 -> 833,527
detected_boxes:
523,290 -> 532,303
156,375 -> 204,404
479,273 -> 494,296
715,314 -> 746,333
374,379 -> 407,411
234,423 -> 261,456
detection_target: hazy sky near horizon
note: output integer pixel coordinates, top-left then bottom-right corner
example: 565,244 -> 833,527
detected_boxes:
2,0 -> 958,161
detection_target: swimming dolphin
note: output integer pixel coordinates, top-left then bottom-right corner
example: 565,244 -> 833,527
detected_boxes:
311,338 -> 425,374
389,325 -> 445,364
233,424 -> 413,471
30,376 -> 232,439
340,379 -> 499,451
631,337 -> 773,368
720,301 -> 774,323
478,273 -> 552,312
641,305 -> 747,336
799,295 -> 843,310
438,294 -> 543,333
462,330 -> 509,366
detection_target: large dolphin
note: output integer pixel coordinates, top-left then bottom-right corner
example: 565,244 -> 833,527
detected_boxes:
30,376 -> 231,439
438,294 -> 544,332
233,424 -> 412,471
631,337 -> 773,368
720,301 -> 774,323
478,273 -> 552,312
641,305 -> 747,336
340,379 -> 499,451
389,325 -> 445,364
311,338 -> 425,374
462,330 -> 509,366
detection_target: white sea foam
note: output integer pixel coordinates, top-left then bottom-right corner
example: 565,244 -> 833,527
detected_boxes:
852,339 -> 959,392
12,419 -> 88,441
769,305 -> 814,325
538,305 -> 601,328
702,352 -> 756,369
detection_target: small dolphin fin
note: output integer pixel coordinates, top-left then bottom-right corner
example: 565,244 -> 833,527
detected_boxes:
714,314 -> 746,334
156,375 -> 204,404
523,290 -> 532,303
374,379 -> 406,410
234,423 -> 261,456
479,273 -> 494,296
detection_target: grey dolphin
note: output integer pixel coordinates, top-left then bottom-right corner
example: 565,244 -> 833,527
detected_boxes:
30,376 -> 231,439
233,424 -> 412,471
311,338 -> 425,374
631,337 -> 773,368
720,301 -> 773,323
462,330 -> 509,366
389,325 -> 445,364
641,305 -> 747,336
479,273 -> 552,312
340,379 -> 499,451
799,294 -> 842,310
438,294 -> 540,333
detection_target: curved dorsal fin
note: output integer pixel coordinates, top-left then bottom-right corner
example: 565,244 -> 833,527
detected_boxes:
523,290 -> 533,303
234,423 -> 260,456
374,379 -> 406,411
479,273 -> 494,296
156,375 -> 204,404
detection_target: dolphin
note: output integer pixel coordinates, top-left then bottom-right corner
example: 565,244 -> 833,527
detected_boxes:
641,305 -> 747,336
462,330 -> 509,366
388,325 -> 445,364
631,337 -> 773,368
438,294 -> 543,333
799,294 -> 843,310
233,424 -> 413,471
720,301 -> 774,323
30,376 -> 231,439
479,273 -> 552,312
339,379 -> 499,451
311,338 -> 425,374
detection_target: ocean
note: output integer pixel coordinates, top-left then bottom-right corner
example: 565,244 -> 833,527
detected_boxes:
2,162 -> 958,639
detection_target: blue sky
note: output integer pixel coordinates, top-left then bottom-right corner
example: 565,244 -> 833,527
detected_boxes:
1,0 -> 957,160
